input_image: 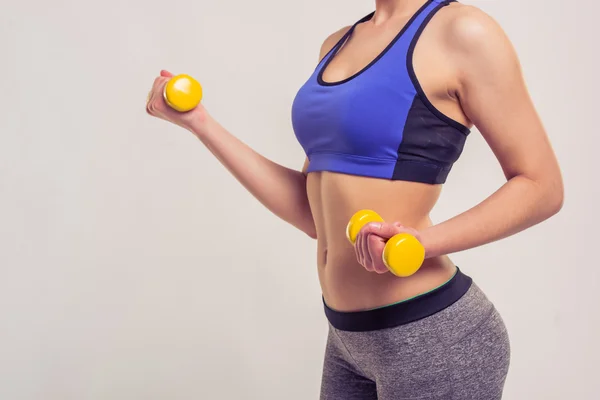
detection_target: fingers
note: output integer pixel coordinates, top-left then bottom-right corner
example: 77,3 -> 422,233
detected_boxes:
355,229 -> 387,274
360,221 -> 404,239
146,77 -> 161,114
367,234 -> 388,274
354,221 -> 408,274
355,229 -> 367,270
146,76 -> 170,115
363,233 -> 374,269
160,70 -> 174,77
357,232 -> 375,272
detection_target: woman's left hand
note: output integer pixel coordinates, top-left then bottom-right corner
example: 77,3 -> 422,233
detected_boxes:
354,222 -> 423,274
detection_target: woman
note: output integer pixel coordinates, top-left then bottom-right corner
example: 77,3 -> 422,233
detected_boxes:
146,0 -> 563,398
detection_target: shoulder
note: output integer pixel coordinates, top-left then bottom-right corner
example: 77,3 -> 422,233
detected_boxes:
436,3 -> 520,74
438,3 -> 515,59
319,25 -> 352,60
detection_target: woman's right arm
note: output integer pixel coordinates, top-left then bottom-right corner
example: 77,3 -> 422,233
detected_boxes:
146,28 -> 349,239
186,27 -> 351,238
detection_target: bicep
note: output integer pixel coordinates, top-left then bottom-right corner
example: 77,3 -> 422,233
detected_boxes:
452,9 -> 560,182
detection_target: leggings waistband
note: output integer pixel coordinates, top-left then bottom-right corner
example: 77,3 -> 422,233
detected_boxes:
323,268 -> 473,332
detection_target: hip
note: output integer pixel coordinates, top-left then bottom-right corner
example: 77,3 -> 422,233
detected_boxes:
322,278 -> 511,398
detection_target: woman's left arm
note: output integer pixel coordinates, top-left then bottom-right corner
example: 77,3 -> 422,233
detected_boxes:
420,7 -> 564,259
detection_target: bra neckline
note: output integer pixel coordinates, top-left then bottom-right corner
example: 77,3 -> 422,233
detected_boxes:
317,0 -> 434,87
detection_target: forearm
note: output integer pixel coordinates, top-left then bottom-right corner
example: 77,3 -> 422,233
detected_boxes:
189,116 -> 316,238
421,175 -> 563,258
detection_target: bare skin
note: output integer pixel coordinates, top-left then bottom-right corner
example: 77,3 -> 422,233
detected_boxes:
147,0 -> 563,312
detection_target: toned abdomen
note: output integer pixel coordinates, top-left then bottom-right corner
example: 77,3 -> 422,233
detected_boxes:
307,171 -> 456,311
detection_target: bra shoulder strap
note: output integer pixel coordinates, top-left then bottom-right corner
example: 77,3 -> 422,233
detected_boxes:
401,0 -> 454,48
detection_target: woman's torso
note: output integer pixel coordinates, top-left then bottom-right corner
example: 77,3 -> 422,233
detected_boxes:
297,0 -> 471,311
307,173 -> 457,311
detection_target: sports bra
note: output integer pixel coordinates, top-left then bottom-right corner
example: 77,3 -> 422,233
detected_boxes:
291,0 -> 470,184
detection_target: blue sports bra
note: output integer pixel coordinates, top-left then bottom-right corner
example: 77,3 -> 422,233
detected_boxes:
291,0 -> 470,184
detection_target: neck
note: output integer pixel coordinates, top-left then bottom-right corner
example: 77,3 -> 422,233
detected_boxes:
372,0 -> 428,23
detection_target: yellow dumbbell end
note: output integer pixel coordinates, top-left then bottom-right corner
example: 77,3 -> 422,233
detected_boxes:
382,233 -> 425,277
346,209 -> 384,245
163,74 -> 203,112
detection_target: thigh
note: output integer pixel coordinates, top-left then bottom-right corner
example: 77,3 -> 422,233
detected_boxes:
373,284 -> 509,399
447,306 -> 511,399
321,327 -> 377,400
371,325 -> 453,400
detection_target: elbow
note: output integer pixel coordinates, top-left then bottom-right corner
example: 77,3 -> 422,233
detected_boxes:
549,173 -> 565,215
305,227 -> 318,240
301,208 -> 318,239
541,177 -> 564,218
519,167 -> 564,219
303,219 -> 318,239
295,218 -> 317,239
552,185 -> 564,214
548,189 -> 564,216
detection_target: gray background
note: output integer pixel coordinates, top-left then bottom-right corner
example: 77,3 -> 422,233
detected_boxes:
1,0 -> 597,398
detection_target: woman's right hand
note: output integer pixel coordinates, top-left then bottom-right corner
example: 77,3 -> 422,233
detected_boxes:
146,70 -> 210,135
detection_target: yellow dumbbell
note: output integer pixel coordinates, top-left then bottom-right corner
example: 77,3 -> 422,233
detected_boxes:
163,74 -> 203,112
346,209 -> 425,277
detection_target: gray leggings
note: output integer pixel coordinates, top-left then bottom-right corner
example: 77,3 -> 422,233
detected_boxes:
320,282 -> 510,399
